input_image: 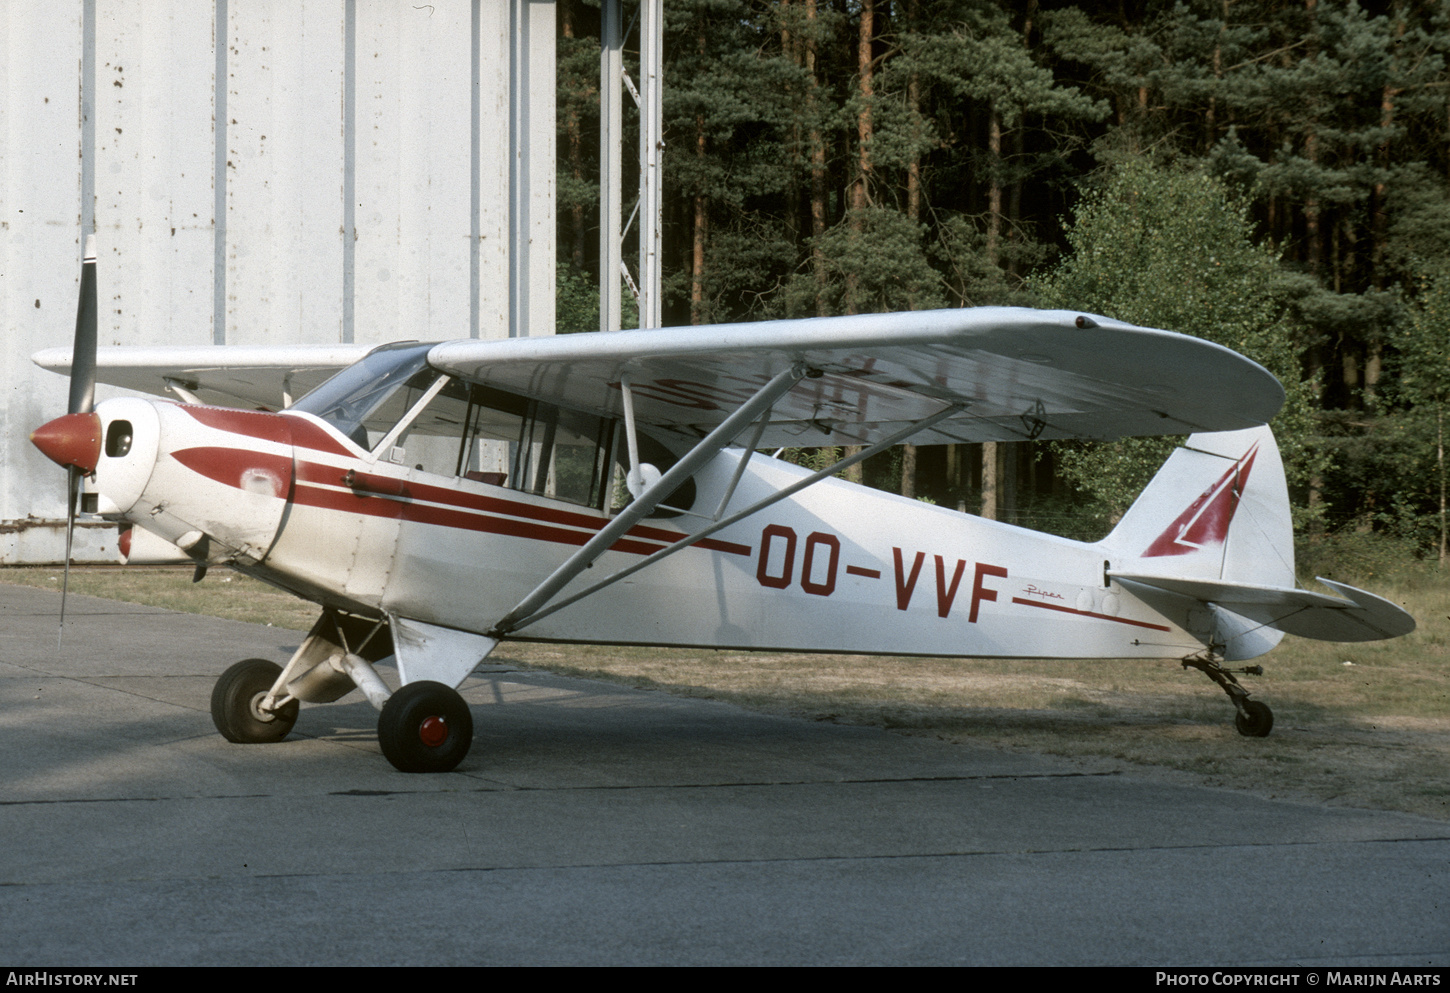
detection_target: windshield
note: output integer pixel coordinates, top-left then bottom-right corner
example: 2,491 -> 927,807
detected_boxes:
291,342 -> 437,447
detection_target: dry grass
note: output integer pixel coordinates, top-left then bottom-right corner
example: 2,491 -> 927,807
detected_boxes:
0,565 -> 319,630
508,628 -> 1450,821
4,563 -> 1447,819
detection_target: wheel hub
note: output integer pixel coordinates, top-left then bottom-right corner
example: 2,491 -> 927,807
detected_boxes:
248,691 -> 277,724
418,715 -> 448,748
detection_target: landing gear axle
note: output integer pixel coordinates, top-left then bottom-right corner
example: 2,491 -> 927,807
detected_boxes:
1182,653 -> 1274,738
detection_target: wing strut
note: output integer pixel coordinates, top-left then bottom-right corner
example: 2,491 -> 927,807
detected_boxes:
487,364 -> 808,637
498,401 -> 965,636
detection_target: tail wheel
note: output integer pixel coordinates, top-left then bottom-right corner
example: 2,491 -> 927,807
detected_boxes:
1235,700 -> 1274,738
377,681 -> 473,773
211,658 -> 299,743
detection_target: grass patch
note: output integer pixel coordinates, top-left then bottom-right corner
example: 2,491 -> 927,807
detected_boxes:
4,561 -> 1447,820
0,565 -> 319,631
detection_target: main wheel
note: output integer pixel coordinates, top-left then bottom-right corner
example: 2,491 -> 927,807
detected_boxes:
211,658 -> 298,743
1234,700 -> 1274,738
377,681 -> 473,773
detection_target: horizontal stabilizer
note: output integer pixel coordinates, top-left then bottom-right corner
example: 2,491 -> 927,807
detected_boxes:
1112,573 -> 1416,643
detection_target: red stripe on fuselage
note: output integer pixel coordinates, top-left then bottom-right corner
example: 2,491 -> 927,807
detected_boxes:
291,457 -> 750,556
178,404 -> 354,457
285,414 -> 357,457
179,405 -> 289,445
171,402 -> 753,559
1009,596 -> 1172,632
171,447 -> 293,498
289,480 -> 667,556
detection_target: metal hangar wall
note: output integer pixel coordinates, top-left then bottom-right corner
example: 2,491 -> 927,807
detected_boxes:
1,0 -> 557,563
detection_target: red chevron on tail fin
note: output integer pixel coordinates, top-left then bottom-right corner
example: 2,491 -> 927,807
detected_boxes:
1140,442 -> 1259,558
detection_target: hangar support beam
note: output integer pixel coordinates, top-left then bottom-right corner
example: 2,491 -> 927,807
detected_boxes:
600,0 -> 663,333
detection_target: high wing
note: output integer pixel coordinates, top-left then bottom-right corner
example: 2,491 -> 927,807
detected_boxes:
32,344 -> 372,410
33,309 -> 1283,445
427,308 -> 1284,447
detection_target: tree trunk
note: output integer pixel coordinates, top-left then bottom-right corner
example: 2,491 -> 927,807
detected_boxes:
986,105 -> 1002,269
780,0 -> 802,251
855,0 -> 874,215
840,0 -> 875,482
981,442 -> 998,521
900,0 -> 920,498
981,105 -> 1009,516
844,0 -> 875,322
1303,0 -> 1322,275
560,0 -> 587,270
690,15 -> 709,326
805,0 -> 828,317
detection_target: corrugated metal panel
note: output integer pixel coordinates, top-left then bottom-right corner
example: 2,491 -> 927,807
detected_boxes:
1,2 -> 95,560
96,1 -> 215,350
352,2 -> 473,346
225,0 -> 346,347
1,0 -> 556,562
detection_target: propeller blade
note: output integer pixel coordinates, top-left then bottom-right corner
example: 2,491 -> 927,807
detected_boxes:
68,234 -> 98,416
58,234 -> 98,648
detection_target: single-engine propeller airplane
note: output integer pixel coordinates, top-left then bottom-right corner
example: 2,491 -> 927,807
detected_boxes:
30,238 -> 1415,772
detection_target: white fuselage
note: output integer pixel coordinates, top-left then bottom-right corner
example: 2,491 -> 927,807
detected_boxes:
88,396 -> 1209,660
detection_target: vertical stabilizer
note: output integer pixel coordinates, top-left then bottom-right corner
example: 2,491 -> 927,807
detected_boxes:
1102,426 -> 1294,590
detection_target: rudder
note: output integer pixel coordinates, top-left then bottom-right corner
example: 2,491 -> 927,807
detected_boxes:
1102,426 -> 1294,590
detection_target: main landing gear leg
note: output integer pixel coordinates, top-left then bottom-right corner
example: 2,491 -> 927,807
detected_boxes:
209,608 -> 475,772
331,647 -> 473,774
1181,653 -> 1274,738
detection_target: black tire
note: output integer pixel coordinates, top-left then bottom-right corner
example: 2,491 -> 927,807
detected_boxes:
1234,700 -> 1274,738
377,681 -> 473,773
211,658 -> 298,743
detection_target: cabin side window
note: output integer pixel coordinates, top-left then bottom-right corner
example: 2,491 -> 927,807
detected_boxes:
458,385 -> 619,510
383,375 -> 471,477
384,378 -> 619,511
299,353 -> 700,515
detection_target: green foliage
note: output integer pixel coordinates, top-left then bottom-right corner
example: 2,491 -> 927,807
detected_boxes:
930,212 -> 1046,306
1033,160 -> 1326,519
556,262 -> 637,335
780,207 -> 944,316
1296,528 -> 1433,589
554,0 -> 1450,535
1377,260 -> 1450,556
670,223 -> 799,324
906,4 -> 1107,127
1397,263 -> 1450,412
1386,167 -> 1450,275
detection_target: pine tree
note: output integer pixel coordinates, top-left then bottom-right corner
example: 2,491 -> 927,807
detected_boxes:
1034,159 -> 1324,522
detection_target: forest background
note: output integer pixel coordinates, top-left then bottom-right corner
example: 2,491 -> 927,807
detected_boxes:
553,0 -> 1450,567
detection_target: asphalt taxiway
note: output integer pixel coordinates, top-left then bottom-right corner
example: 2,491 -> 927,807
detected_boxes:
0,582 -> 1445,966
